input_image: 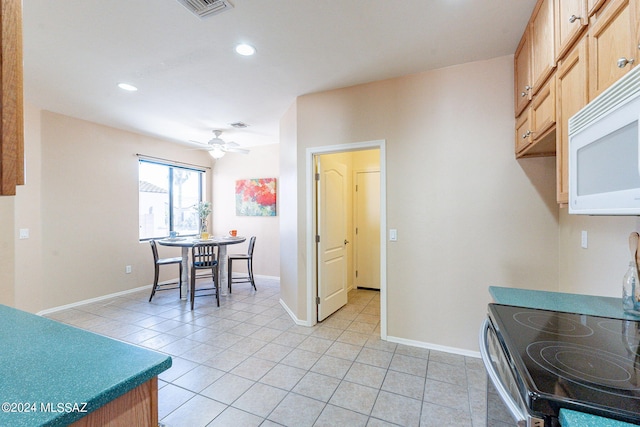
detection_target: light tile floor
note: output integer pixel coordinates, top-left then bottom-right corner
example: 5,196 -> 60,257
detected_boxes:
45,277 -> 513,427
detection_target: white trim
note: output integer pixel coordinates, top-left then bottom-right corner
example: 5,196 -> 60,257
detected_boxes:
37,275 -> 282,317
252,274 -> 280,281
386,335 -> 481,359
305,140 -> 387,339
280,298 -> 312,326
36,284 -> 154,316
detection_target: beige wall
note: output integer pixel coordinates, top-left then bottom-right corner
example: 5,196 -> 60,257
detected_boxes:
279,102 -> 301,317
14,103 -> 44,311
12,108 -> 214,313
280,55 -> 560,352
559,210 -> 638,296
0,197 -> 15,306
211,144 -> 280,277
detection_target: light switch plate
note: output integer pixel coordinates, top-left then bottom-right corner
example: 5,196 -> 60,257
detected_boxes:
581,230 -> 588,249
19,228 -> 29,239
389,229 -> 398,241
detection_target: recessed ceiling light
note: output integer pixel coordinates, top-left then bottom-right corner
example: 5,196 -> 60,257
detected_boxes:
118,83 -> 138,91
235,43 -> 256,56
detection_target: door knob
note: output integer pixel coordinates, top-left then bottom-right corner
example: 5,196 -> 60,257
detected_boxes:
344,239 -> 350,245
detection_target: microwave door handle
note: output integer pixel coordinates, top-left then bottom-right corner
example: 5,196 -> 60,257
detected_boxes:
479,319 -> 527,426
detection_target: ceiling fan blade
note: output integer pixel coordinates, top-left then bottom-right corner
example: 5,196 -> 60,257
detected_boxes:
187,140 -> 214,150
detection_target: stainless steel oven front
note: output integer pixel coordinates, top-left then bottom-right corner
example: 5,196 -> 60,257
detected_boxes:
479,318 -> 546,427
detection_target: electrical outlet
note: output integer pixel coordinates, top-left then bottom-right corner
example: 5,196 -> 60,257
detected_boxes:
19,228 -> 29,239
125,265 -> 132,274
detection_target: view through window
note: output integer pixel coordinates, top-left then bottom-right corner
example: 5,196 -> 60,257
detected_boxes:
138,160 -> 205,240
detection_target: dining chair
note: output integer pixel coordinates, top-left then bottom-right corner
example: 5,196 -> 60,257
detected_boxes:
190,242 -> 220,310
227,236 -> 257,293
148,240 -> 183,302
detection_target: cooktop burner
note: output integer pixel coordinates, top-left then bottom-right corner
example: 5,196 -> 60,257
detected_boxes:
489,304 -> 640,424
526,341 -> 640,394
513,311 -> 594,337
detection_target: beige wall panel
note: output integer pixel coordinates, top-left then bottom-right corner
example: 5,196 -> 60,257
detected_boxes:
211,144 -> 280,278
288,55 -> 559,351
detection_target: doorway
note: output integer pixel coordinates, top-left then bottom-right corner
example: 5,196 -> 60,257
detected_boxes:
306,140 -> 387,339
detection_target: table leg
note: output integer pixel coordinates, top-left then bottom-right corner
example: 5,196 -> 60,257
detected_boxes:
180,247 -> 188,300
218,246 -> 229,296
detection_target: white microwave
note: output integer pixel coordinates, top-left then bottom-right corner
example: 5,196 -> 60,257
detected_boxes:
569,65 -> 640,215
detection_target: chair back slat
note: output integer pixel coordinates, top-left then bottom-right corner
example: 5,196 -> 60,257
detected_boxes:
149,240 -> 159,262
247,236 -> 256,257
192,243 -> 219,268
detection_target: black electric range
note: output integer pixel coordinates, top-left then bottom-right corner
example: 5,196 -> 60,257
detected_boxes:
487,303 -> 640,425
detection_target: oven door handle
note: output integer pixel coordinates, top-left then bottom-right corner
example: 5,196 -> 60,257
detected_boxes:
479,319 -> 527,427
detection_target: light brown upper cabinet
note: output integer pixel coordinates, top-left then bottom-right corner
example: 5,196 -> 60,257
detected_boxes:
0,0 -> 25,196
514,30 -> 532,117
588,0 -> 637,99
556,36 -> 589,205
555,0 -> 588,60
516,75 -> 557,158
530,0 -> 557,96
588,0 -> 608,15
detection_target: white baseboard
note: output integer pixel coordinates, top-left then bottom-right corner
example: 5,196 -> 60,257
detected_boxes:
253,274 -> 280,281
36,283 -> 155,316
279,298 -> 312,326
386,335 -> 480,359
36,274 -> 282,317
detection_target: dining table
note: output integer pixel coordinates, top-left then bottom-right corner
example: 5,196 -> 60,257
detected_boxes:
157,235 -> 246,299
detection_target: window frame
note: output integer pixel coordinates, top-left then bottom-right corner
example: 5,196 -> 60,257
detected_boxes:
138,159 -> 206,241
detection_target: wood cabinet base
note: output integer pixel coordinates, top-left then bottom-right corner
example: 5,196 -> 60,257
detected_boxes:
71,377 -> 158,427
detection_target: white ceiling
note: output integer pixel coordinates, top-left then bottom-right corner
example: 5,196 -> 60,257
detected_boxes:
22,0 -> 536,149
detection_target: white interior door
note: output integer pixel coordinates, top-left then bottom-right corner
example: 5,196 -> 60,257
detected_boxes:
355,171 -> 380,289
316,155 -> 348,321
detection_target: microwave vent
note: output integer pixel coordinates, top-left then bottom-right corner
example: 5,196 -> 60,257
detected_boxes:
569,66 -> 640,135
176,0 -> 233,18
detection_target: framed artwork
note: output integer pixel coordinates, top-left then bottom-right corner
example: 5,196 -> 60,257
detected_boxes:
235,178 -> 277,216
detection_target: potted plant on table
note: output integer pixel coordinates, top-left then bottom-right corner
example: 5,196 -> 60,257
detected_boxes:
194,201 -> 212,239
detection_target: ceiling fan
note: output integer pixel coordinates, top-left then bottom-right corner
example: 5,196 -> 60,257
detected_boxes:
190,130 -> 250,159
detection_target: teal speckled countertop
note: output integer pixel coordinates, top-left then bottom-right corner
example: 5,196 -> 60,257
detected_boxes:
0,304 -> 171,426
489,287 -> 640,427
489,286 -> 640,320
560,409 -> 637,427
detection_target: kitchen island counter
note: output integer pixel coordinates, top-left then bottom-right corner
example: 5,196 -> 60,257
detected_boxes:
0,304 -> 171,426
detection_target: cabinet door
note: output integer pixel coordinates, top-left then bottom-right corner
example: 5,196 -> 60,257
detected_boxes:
531,74 -> 556,143
589,0 -> 636,99
515,29 -> 532,117
588,0 -> 607,15
531,0 -> 556,95
556,36 -> 588,205
555,0 -> 587,60
515,110 -> 532,155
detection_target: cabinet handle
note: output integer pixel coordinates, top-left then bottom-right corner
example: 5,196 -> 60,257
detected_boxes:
568,14 -> 581,23
617,57 -> 636,68
522,130 -> 532,139
520,85 -> 531,97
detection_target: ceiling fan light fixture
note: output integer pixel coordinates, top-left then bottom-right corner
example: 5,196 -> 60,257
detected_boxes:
209,147 -> 225,159
235,43 -> 256,56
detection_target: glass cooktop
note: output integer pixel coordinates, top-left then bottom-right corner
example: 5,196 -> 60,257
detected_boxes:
488,303 -> 640,424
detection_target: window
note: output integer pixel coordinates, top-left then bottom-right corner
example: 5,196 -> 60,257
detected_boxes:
138,160 -> 206,240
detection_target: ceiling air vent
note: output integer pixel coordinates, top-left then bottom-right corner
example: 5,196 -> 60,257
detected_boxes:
176,0 -> 234,19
